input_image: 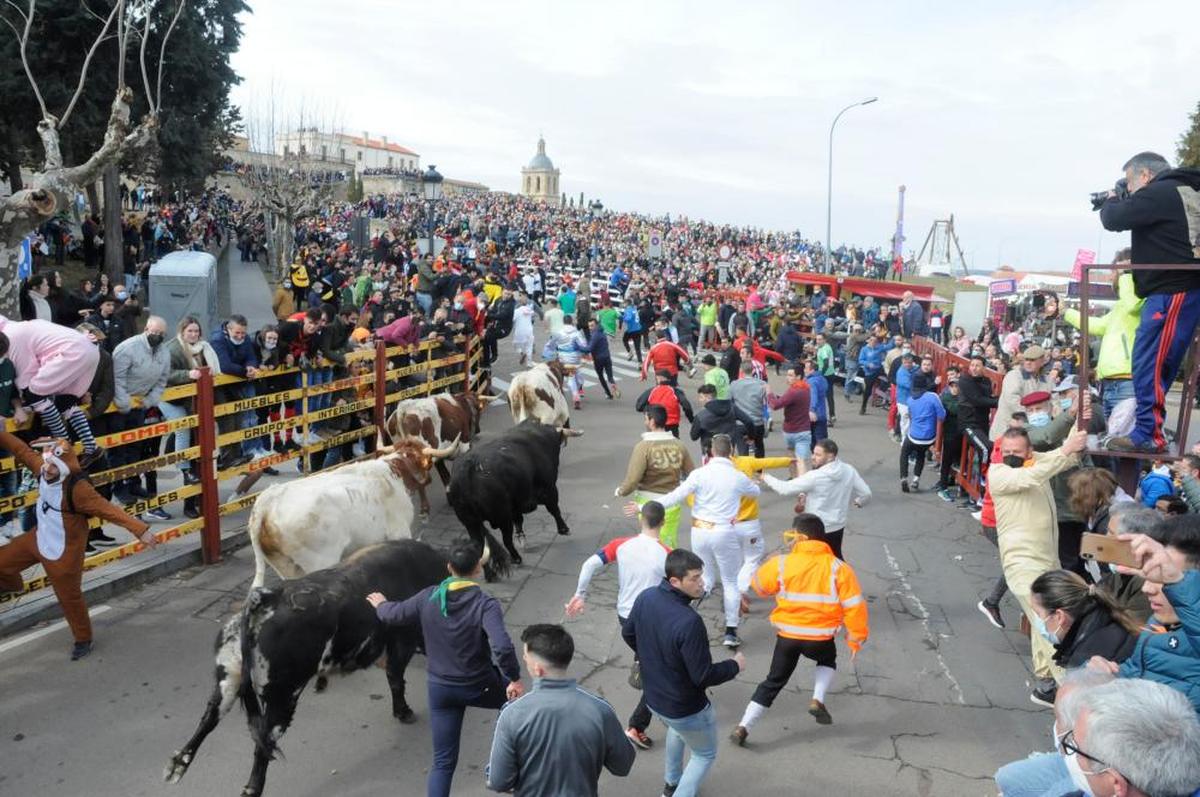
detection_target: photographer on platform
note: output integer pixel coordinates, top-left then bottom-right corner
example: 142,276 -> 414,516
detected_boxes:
1097,152 -> 1200,454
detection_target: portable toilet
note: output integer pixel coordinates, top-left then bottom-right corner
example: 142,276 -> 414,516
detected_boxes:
149,250 -> 218,336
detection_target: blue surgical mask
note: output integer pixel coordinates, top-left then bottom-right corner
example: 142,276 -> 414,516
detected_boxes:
1033,613 -> 1060,645
1028,411 -> 1050,427
1059,398 -> 1072,411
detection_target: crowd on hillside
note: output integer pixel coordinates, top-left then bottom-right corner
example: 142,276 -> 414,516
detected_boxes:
4,150 -> 1200,795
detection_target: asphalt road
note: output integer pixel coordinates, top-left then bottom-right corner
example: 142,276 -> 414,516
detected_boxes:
0,344 -> 1055,797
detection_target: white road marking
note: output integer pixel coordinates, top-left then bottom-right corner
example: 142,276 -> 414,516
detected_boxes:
0,605 -> 112,655
882,544 -> 965,705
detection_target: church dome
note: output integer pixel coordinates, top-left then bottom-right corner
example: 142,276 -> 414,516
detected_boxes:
526,136 -> 555,171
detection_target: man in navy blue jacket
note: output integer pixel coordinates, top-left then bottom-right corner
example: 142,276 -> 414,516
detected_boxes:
369,539 -> 523,797
622,548 -> 744,797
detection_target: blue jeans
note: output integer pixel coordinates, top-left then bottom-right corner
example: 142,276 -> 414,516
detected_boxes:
844,359 -> 861,397
1100,378 -> 1135,422
415,291 -> 433,315
157,401 -> 191,470
784,430 -> 812,460
236,385 -> 269,456
654,703 -> 717,796
994,751 -> 1073,797
427,676 -> 507,797
0,469 -> 15,525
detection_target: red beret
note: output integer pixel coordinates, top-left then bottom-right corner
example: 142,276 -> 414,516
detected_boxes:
1020,391 -> 1052,407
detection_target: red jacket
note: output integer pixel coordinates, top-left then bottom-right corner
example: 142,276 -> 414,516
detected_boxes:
979,444 -> 1002,528
733,334 -> 784,364
641,340 -> 690,379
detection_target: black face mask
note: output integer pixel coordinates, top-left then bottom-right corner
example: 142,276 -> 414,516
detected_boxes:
146,333 -> 164,349
1002,455 -> 1026,469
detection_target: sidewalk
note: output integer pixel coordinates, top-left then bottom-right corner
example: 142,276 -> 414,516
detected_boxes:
0,240 -> 283,639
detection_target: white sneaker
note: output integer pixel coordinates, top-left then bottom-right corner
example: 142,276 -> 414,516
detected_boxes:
250,449 -> 271,462
971,510 -> 983,522
909,476 -> 919,492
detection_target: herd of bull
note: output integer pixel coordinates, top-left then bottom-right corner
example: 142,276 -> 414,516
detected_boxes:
165,360 -> 585,796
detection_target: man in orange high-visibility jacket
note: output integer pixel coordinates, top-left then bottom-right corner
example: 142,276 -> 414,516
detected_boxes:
730,513 -> 868,745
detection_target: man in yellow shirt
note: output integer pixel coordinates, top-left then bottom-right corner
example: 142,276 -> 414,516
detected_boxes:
731,513 -> 868,745
729,452 -> 794,599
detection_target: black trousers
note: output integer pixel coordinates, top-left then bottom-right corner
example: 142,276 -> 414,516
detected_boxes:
824,378 -> 836,419
900,438 -> 932,480
963,425 -> 992,459
738,424 -> 766,458
826,528 -> 845,561
593,356 -> 615,398
618,616 -> 652,731
939,431 -> 963,489
860,372 -> 880,412
622,331 -> 643,362
750,636 -> 837,707
1059,519 -> 1087,577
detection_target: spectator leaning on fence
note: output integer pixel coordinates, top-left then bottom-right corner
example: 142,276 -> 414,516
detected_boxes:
110,317 -> 170,512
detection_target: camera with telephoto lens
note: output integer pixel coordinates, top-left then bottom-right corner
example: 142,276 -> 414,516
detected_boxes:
1090,178 -> 1128,211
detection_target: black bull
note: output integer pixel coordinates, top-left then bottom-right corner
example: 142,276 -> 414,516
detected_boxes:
164,540 -> 447,797
446,419 -> 581,578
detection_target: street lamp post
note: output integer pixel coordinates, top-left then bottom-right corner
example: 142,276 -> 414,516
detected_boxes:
825,97 -> 877,274
421,164 -> 444,259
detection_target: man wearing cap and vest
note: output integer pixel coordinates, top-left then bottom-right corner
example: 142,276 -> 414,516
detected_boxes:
730,513 -> 868,745
989,345 -> 1052,441
653,433 -> 761,649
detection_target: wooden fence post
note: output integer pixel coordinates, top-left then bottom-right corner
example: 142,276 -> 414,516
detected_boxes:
464,333 -> 473,391
196,367 -> 222,564
374,340 -> 387,443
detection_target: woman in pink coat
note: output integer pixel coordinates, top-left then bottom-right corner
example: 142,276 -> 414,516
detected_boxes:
0,317 -> 101,456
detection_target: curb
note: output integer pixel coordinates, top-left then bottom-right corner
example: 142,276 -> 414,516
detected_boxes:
0,528 -> 251,639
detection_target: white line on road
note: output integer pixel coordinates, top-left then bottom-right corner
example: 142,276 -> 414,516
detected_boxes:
882,544 -> 965,705
0,605 -> 112,655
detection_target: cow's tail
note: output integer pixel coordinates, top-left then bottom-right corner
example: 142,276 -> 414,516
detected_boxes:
240,586 -> 281,761
247,497 -> 270,591
508,386 -> 527,424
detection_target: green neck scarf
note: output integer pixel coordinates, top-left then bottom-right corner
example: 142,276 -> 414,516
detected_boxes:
429,576 -> 477,617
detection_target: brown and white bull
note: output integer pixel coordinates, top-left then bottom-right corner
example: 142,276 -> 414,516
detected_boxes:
382,390 -> 497,515
507,360 -> 571,427
247,438 -> 460,589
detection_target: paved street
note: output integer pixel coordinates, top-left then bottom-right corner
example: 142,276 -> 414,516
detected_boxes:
0,344 -> 1055,797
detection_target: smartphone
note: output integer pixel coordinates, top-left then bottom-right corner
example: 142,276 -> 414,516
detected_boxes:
1079,532 -> 1139,569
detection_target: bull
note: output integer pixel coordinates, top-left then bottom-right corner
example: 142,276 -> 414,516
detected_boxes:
382,390 -> 498,515
446,419 -> 582,578
164,540 -> 469,797
247,438 -> 460,589
506,360 -> 571,427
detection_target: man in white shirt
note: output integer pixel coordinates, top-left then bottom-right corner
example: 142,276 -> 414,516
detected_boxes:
761,439 -> 870,561
651,434 -> 760,648
565,501 -> 670,750
510,292 -> 537,366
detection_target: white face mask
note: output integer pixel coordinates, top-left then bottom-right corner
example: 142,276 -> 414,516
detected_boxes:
1063,751 -> 1092,792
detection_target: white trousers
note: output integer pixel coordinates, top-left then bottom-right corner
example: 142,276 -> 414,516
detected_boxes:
733,519 -> 764,594
692,524 -> 742,629
897,403 -> 911,440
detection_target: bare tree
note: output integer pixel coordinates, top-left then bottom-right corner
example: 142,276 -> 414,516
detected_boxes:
0,0 -> 186,317
238,94 -> 342,282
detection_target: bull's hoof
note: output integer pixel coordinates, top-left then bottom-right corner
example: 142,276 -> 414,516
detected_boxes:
510,553 -> 523,566
315,675 -> 328,693
241,785 -> 263,797
163,750 -> 192,783
395,707 -> 417,724
557,526 -> 571,536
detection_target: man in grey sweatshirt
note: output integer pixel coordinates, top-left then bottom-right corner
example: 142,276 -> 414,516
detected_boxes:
487,624 -> 635,796
110,316 -> 170,505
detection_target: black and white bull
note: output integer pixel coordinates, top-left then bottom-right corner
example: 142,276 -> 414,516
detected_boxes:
446,419 -> 582,579
164,540 -> 462,797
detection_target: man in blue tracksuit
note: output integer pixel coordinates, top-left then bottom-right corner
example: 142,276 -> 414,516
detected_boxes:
622,549 -> 744,797
1100,152 -> 1200,453
893,352 -> 917,442
369,540 -> 523,797
857,335 -> 893,415
901,373 -> 946,493
804,358 -> 829,443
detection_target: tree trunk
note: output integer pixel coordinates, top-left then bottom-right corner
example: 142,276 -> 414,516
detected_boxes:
267,210 -> 294,283
102,164 -> 123,284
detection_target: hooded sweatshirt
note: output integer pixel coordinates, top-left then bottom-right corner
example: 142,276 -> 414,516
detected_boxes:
1062,272 -> 1142,379
1099,167 -> 1200,295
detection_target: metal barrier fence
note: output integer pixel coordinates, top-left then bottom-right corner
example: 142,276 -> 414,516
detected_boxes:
0,334 -> 484,603
910,337 -> 1003,502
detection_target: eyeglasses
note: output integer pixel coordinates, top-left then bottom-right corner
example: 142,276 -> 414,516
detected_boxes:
1059,729 -> 1112,775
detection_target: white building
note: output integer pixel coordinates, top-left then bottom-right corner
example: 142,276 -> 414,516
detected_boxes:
275,129 -> 421,173
520,136 -> 560,202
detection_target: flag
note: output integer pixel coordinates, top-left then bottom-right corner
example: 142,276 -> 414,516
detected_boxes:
18,235 -> 33,280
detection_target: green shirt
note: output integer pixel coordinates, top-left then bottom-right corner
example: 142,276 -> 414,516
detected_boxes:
558,291 -> 577,316
816,343 -> 835,375
698,302 -> 718,326
704,367 -> 730,399
596,306 -> 619,336
0,359 -> 15,417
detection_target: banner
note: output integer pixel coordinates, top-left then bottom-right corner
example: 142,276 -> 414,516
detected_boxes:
1071,248 -> 1096,281
647,229 -> 663,259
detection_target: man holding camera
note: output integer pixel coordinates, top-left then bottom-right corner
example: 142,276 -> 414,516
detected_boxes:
1098,152 -> 1200,453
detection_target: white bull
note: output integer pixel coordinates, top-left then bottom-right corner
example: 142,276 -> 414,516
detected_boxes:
507,361 -> 571,427
247,439 -> 459,588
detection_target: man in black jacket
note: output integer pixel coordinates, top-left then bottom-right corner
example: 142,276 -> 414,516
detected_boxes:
957,355 -> 998,459
622,549 -> 744,797
690,383 -> 753,458
1099,152 -> 1200,453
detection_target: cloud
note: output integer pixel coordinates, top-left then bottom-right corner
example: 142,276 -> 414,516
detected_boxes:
228,0 -> 1200,269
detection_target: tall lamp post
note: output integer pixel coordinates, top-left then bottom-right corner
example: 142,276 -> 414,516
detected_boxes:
825,97 -> 877,274
421,165 -> 444,259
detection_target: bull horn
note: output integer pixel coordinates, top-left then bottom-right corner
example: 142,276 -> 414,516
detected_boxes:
480,539 -> 491,567
556,427 -> 585,437
376,430 -> 395,456
478,394 -> 500,403
423,434 -> 462,460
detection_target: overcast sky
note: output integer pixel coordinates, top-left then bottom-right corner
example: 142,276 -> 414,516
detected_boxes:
230,0 -> 1198,272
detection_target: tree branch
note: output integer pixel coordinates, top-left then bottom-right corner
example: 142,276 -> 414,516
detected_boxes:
153,0 -> 186,113
62,87 -> 157,187
11,0 -> 48,121
59,0 -> 122,126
